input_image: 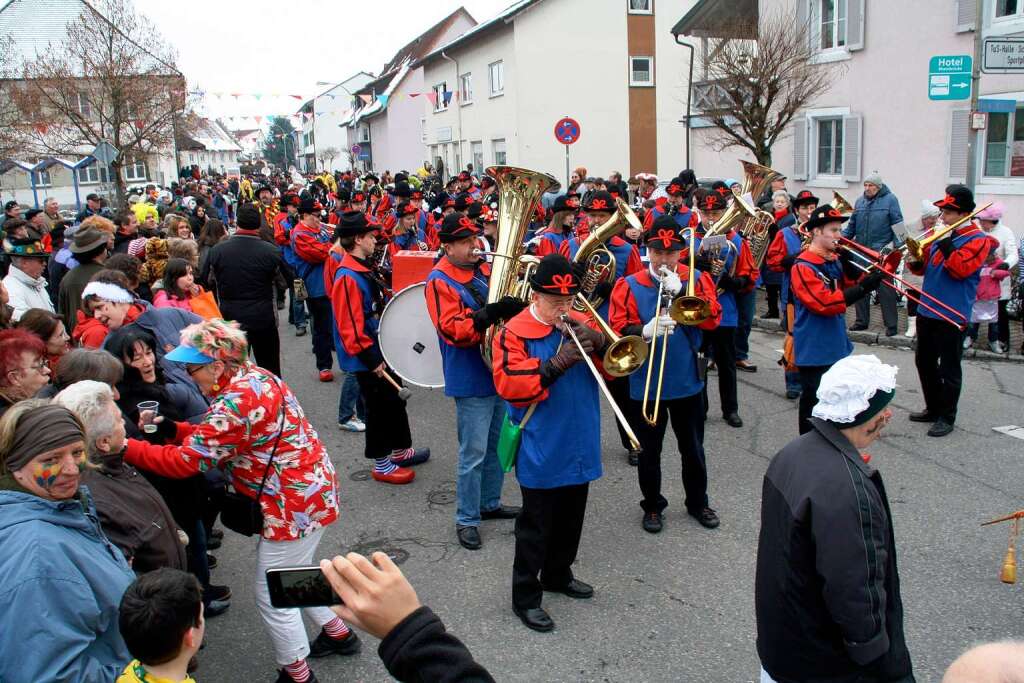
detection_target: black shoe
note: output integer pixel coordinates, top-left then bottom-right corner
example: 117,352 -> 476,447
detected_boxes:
206,553 -> 218,569
723,413 -> 743,428
690,507 -> 720,529
908,410 -> 938,423
456,525 -> 482,550
762,312 -> 780,319
885,328 -> 898,337
295,326 -> 307,337
481,504 -> 520,520
275,669 -> 320,683
785,390 -> 800,400
205,598 -> 230,617
543,578 -> 593,599
209,527 -> 224,541
642,511 -> 663,533
849,324 -> 869,331
735,360 -> 757,373
513,605 -> 554,632
206,535 -> 222,550
308,629 -> 362,658
204,584 -> 231,602
927,419 -> 954,437
627,448 -> 641,466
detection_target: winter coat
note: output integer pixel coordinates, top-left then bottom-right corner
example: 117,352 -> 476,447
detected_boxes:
0,479 -> 134,683
975,262 -> 1009,301
57,260 -> 104,329
73,308 -> 110,348
379,606 -> 495,682
756,418 -> 913,683
984,223 -> 1018,300
3,263 -> 55,321
842,185 -> 905,251
200,232 -> 287,330
152,288 -> 194,312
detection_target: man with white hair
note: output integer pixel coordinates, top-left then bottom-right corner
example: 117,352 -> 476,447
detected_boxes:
755,355 -> 914,683
943,641 -> 1024,682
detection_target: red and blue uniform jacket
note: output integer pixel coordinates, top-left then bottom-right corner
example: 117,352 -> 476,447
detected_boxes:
291,221 -> 333,299
424,258 -> 495,398
609,266 -> 721,401
907,223 -> 993,325
789,251 -> 855,367
328,251 -> 385,372
416,209 -> 439,242
388,224 -> 441,259
560,235 -> 643,319
684,230 -> 756,327
491,309 -> 603,489
643,202 -> 697,231
765,221 -> 804,305
531,228 -> 573,257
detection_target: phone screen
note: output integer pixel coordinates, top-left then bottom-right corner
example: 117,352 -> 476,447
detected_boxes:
266,566 -> 342,608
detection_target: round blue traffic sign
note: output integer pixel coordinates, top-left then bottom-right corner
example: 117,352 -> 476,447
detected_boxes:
555,117 -> 580,145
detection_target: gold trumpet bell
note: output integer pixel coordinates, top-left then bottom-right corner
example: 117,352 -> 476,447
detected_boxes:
831,191 -> 855,215
669,295 -> 712,326
603,335 -> 649,377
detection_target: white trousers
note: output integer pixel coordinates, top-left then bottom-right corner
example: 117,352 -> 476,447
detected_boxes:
253,527 -> 338,666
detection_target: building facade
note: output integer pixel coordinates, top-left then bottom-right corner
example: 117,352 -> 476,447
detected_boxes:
176,119 -> 243,176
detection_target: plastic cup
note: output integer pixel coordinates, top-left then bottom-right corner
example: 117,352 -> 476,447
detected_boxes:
137,401 -> 160,434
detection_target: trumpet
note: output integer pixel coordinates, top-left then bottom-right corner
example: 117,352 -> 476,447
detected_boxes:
560,314 -> 640,450
641,265 -> 674,426
902,202 -> 991,262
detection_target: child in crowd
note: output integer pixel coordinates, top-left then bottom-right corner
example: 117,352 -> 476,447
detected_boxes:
965,252 -> 1009,351
153,258 -> 200,311
117,568 -> 205,683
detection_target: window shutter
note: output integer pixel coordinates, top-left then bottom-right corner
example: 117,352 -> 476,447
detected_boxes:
846,0 -> 865,51
947,108 -> 970,182
955,0 -> 976,33
792,116 -> 808,181
796,0 -> 810,52
842,114 -> 863,181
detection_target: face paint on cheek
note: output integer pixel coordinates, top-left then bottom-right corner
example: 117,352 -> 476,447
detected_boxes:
33,462 -> 63,490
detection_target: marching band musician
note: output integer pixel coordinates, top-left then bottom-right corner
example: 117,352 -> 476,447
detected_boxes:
642,177 -> 696,230
408,184 -> 440,244
290,198 -> 337,382
609,217 -> 722,533
467,202 -> 498,257
789,205 -> 883,434
349,189 -> 370,218
388,201 -> 441,258
694,188 -> 758,429
562,189 -> 645,465
766,190 -> 819,400
906,186 -> 993,438
424,213 -> 525,551
328,211 -> 431,485
492,254 -> 607,633
529,194 -> 579,257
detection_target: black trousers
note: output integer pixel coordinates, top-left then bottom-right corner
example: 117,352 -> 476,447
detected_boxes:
355,370 -> 412,459
914,316 -> 964,423
765,284 -> 781,317
243,323 -> 281,378
305,296 -> 335,371
634,393 -> 707,515
512,482 -> 589,610
854,282 -> 898,332
608,376 -> 639,451
798,364 -> 831,434
998,299 -> 1010,345
703,325 -> 738,415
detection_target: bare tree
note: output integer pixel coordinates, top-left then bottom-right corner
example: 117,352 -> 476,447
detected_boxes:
696,7 -> 839,166
9,0 -> 190,205
320,146 -> 340,172
0,37 -> 29,159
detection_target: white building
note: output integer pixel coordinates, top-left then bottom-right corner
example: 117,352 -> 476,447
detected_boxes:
177,119 -> 243,176
230,128 -> 262,162
675,0 -> 1024,233
305,73 -> 376,172
417,0 -> 697,186
340,8 -> 477,174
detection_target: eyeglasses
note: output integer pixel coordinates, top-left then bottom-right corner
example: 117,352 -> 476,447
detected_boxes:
15,359 -> 46,373
185,364 -> 208,376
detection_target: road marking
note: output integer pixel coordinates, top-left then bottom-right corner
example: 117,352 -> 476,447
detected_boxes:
992,425 -> 1024,440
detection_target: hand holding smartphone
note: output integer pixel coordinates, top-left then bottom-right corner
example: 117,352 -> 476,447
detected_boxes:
265,566 -> 343,608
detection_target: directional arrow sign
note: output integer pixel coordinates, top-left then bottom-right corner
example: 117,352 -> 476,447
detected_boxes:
928,55 -> 972,101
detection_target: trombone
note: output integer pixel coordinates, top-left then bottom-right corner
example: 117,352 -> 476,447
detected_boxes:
560,314 -> 641,450
902,202 -> 991,262
573,294 -> 648,377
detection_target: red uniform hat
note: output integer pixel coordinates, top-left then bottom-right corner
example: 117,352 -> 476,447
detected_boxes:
351,191 -> 368,204
792,190 -> 819,208
803,204 -> 850,231
696,188 -> 729,212
933,185 -> 976,212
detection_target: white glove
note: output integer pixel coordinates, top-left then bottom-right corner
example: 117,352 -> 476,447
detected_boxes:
660,269 -> 682,296
642,314 -> 677,341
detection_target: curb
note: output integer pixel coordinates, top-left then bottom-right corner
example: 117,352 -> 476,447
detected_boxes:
750,318 -> 1024,365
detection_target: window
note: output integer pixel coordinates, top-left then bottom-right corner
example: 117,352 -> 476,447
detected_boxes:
433,82 -> 448,111
123,157 -> 147,182
460,73 -> 473,104
492,138 -> 506,166
471,141 -> 483,172
488,61 -> 504,97
628,0 -> 653,13
77,164 -> 110,184
996,0 -> 1022,19
74,93 -> 92,118
816,118 -> 844,175
629,56 -> 654,86
983,105 -> 1024,177
32,169 -> 51,187
810,0 -> 846,51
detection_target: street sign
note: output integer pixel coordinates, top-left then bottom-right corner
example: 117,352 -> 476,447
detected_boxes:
91,140 -> 119,166
358,151 -> 369,160
978,99 -> 1017,113
554,117 -> 581,145
351,144 -> 362,155
983,38 -> 1024,73
928,55 -> 972,101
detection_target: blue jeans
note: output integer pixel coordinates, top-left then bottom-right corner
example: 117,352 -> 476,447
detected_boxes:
337,371 -> 366,422
454,395 -> 506,527
734,289 -> 756,361
289,287 -> 307,328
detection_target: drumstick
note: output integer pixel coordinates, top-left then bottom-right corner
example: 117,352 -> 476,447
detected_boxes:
382,370 -> 413,401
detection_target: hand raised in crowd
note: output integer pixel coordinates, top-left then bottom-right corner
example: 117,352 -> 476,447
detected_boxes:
319,552 -> 422,640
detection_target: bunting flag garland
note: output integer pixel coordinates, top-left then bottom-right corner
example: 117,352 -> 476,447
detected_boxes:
358,94 -> 373,105
254,115 -> 262,123
425,91 -> 438,107
377,94 -> 389,107
442,91 -> 454,105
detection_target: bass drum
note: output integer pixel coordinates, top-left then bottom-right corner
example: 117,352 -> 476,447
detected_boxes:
378,283 -> 445,389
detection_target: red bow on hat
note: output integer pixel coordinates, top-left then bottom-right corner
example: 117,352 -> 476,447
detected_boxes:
566,198 -> 580,209
547,273 -> 574,295
668,184 -> 682,195
704,196 -> 717,210
798,190 -> 814,199
353,192 -> 367,202
826,208 -> 842,218
938,194 -> 957,207
715,187 -> 730,196
655,229 -> 676,248
589,199 -> 608,210
458,217 -> 476,231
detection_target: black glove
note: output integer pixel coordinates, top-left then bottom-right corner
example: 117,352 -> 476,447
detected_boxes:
842,284 -> 866,305
471,296 -> 527,331
936,234 -> 955,258
859,270 -> 884,293
695,255 -> 714,272
566,317 -> 604,352
780,253 -> 798,270
539,341 -> 586,387
592,280 -> 614,302
837,249 -> 862,280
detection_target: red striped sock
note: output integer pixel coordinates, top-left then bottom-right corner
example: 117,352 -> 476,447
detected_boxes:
323,616 -> 351,639
284,659 -> 311,682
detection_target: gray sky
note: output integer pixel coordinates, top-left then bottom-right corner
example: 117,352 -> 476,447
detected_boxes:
132,0 -> 512,129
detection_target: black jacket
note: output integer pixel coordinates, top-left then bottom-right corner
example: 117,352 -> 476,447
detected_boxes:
755,418 -> 913,683
379,606 -> 493,683
200,232 -> 289,329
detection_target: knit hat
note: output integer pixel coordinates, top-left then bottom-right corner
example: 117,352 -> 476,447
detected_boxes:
236,205 -> 261,229
975,201 -> 1004,221
863,171 -> 884,187
812,355 -> 898,426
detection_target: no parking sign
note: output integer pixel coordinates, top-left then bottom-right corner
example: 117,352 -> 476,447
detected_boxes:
554,117 -> 581,145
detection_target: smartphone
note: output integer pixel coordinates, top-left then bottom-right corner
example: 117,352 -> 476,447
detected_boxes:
265,566 -> 342,608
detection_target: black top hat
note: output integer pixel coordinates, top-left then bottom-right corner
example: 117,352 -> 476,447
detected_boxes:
792,190 -> 819,208
804,204 -> 850,231
393,182 -> 412,198
466,203 -> 484,221
394,172 -> 408,184
438,213 -> 481,243
665,178 -> 688,197
363,173 -> 379,183
454,195 -> 475,212
5,237 -> 47,258
335,211 -> 379,239
529,254 -> 582,296
643,216 -> 685,250
583,191 -> 616,213
933,185 -> 976,213
256,185 -> 273,196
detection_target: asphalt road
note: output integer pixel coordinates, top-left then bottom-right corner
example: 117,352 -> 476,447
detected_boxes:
199,322 -> 1024,683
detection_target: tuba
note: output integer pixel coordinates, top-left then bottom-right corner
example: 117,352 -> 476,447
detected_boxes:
572,197 -> 643,311
481,166 -> 560,364
735,160 -> 783,268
